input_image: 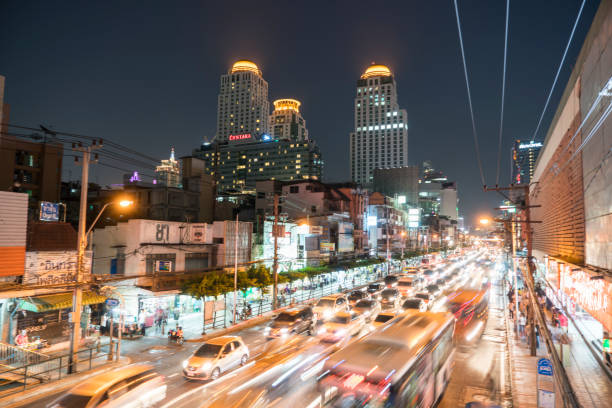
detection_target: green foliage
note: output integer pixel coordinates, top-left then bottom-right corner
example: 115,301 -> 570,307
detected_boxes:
247,264 -> 273,295
184,270 -> 234,300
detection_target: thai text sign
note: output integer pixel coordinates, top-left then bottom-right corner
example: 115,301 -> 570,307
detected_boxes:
25,251 -> 92,285
39,201 -> 59,222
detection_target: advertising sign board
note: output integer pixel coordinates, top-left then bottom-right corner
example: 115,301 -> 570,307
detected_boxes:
40,201 -> 59,222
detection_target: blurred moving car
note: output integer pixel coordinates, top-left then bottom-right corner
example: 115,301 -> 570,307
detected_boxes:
414,292 -> 434,309
265,306 -> 315,339
351,299 -> 381,322
317,311 -> 365,342
397,278 -> 416,297
347,290 -> 369,307
370,311 -> 396,328
366,283 -> 385,299
380,288 -> 401,311
384,275 -> 399,288
402,297 -> 427,312
47,365 -> 166,408
182,336 -> 249,380
426,284 -> 442,298
313,294 -> 349,321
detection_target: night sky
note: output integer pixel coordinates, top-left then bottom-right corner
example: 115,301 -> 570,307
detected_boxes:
0,1 -> 600,226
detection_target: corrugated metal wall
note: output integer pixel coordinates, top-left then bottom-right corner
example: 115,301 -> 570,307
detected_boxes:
0,191 -> 28,276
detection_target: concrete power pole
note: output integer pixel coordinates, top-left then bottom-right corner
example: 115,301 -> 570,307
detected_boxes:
69,142 -> 100,373
272,193 -> 279,310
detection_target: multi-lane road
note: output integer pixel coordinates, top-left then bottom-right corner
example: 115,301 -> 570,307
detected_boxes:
30,250 -> 508,408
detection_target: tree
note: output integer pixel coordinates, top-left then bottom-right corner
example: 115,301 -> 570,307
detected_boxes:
247,264 -> 273,314
184,271 -> 233,334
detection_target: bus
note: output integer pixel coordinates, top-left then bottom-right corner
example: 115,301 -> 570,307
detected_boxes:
317,311 -> 455,407
445,285 -> 489,342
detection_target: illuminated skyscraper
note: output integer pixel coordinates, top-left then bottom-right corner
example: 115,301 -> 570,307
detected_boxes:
216,60 -> 270,142
269,99 -> 309,141
511,140 -> 542,184
350,64 -> 408,186
155,147 -> 181,188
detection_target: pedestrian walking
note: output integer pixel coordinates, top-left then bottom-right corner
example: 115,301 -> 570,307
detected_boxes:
508,303 -> 514,320
519,312 -> 526,337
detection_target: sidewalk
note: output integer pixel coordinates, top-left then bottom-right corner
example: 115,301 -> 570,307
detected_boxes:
504,282 -> 612,407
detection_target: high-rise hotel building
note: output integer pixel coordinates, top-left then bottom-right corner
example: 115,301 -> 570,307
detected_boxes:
350,64 -> 408,186
194,60 -> 323,193
216,60 -> 270,141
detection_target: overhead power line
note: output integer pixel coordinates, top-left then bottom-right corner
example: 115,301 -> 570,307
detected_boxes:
531,0 -> 586,142
453,0 -> 487,188
496,0 -> 510,186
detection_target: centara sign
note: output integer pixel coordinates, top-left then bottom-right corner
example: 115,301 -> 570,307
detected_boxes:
519,142 -> 543,149
229,133 -> 252,141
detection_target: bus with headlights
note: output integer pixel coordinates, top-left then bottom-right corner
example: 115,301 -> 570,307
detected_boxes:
317,311 -> 455,407
446,284 -> 489,342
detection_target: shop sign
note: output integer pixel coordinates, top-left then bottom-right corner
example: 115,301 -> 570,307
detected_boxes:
320,242 -> 335,252
229,133 -> 252,141
604,338 -> 611,353
558,263 -> 612,333
155,260 -> 172,272
537,358 -> 554,408
25,251 -> 92,285
310,226 -> 323,234
105,298 -> 120,307
39,201 -> 59,222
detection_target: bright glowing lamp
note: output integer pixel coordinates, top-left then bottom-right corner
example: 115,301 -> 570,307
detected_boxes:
118,200 -> 134,207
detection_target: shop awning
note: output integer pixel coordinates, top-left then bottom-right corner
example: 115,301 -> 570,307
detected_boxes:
19,291 -> 107,313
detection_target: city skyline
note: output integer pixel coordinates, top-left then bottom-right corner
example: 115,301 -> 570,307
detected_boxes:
0,1 -> 600,224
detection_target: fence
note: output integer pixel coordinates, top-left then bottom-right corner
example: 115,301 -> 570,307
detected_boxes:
0,342 -> 112,398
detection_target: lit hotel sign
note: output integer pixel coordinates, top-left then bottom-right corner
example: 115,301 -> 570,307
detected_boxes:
519,142 -> 542,149
229,133 -> 252,141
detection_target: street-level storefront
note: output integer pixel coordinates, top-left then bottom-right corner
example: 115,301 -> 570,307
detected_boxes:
14,291 -> 106,347
543,257 -> 612,369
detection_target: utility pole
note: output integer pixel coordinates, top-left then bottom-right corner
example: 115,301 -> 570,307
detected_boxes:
272,193 -> 279,310
69,141 -> 101,373
386,207 -> 390,260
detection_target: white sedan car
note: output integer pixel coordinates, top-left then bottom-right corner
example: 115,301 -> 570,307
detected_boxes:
317,311 -> 365,342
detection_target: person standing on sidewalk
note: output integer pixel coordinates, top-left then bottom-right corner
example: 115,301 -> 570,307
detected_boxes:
519,312 -> 526,337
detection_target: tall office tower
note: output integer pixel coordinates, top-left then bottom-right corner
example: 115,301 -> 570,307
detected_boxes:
269,99 -> 309,141
216,60 -> 270,142
511,140 -> 543,184
350,64 -> 408,186
155,147 -> 181,188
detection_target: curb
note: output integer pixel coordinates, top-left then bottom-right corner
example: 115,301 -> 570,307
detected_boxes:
0,357 -> 132,408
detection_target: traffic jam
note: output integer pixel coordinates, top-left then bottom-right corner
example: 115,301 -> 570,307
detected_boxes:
46,249 -> 496,408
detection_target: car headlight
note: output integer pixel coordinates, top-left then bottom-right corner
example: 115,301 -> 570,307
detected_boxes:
323,310 -> 333,319
182,360 -> 188,369
280,328 -> 288,334
317,327 -> 327,335
335,329 -> 347,337
264,327 -> 271,334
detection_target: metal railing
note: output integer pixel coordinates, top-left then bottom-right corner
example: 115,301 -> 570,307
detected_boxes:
0,343 -> 111,398
0,342 -> 50,368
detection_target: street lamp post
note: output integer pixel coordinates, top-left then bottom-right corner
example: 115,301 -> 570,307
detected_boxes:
68,185 -> 132,373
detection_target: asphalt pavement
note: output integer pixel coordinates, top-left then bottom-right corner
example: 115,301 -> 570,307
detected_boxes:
25,251 -> 495,408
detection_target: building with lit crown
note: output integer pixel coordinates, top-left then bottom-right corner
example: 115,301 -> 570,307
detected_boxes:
216,60 -> 270,142
155,147 -> 181,188
269,99 -> 309,141
350,64 -> 409,186
511,140 -> 542,184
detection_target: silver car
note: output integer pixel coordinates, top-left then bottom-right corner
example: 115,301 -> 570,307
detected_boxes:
182,335 -> 249,380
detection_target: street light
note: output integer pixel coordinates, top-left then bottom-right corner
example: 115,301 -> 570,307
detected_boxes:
479,218 -> 491,225
68,197 -> 133,373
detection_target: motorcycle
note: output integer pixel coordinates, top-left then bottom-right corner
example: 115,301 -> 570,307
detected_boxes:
167,328 -> 184,345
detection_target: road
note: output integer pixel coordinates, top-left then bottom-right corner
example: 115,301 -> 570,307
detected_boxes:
28,250 -> 509,408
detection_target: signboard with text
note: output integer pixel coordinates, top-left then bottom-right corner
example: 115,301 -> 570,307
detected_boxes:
537,358 -> 554,408
39,201 -> 59,222
25,251 -> 92,285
